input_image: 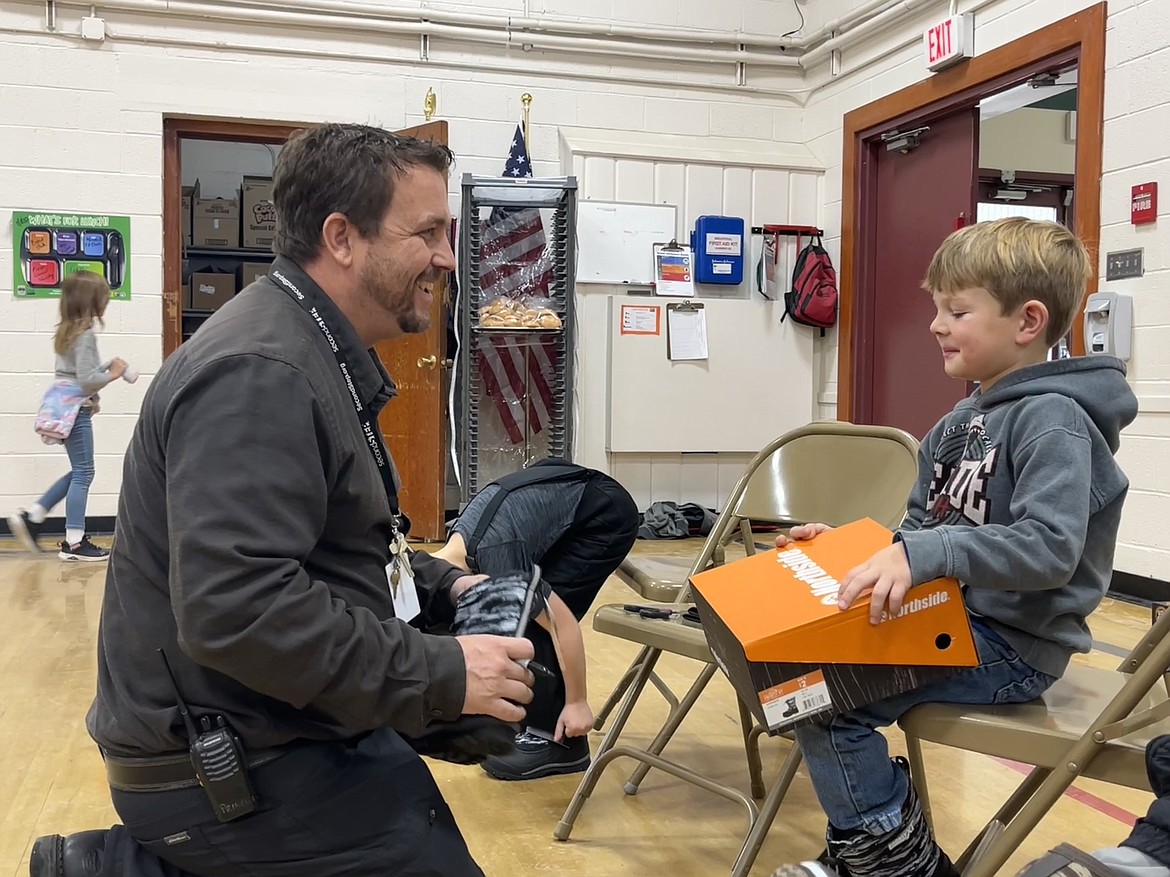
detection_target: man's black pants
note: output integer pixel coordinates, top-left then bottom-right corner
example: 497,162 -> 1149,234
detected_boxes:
98,730 -> 484,876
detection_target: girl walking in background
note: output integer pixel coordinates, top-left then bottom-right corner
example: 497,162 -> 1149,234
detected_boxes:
8,271 -> 128,561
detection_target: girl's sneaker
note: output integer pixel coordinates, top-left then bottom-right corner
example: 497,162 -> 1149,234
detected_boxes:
58,536 -> 110,562
7,510 -> 44,553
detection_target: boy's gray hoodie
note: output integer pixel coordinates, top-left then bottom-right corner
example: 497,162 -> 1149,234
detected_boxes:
898,356 -> 1138,679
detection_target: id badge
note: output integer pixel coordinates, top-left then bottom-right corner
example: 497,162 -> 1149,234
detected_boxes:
387,558 -> 420,622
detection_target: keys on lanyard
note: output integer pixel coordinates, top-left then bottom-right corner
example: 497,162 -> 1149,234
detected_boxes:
388,528 -> 413,594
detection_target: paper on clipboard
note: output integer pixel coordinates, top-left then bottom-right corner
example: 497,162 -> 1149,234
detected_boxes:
667,302 -> 708,361
653,242 -> 696,297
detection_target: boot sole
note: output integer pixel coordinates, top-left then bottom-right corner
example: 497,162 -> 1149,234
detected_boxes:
482,754 -> 590,781
57,551 -> 109,562
29,834 -> 63,877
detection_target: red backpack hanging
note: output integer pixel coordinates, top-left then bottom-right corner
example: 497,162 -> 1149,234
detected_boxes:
784,234 -> 838,334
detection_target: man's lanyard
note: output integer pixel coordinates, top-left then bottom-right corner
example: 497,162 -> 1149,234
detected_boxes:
268,266 -> 403,529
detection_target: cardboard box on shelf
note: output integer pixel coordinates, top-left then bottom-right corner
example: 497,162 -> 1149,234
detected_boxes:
690,517 -> 978,735
241,176 -> 275,251
182,185 -> 195,246
192,181 -> 240,249
187,269 -> 236,311
240,261 -> 270,288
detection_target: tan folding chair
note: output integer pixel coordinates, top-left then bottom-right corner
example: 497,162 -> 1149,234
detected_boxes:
597,547 -> 744,729
556,422 -> 921,874
899,602 -> 1170,877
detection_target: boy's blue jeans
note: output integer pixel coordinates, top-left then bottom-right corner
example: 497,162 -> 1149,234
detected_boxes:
793,618 -> 1056,835
37,406 -> 96,535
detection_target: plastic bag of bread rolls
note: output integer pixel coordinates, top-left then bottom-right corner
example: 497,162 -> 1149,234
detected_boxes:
478,294 -> 562,330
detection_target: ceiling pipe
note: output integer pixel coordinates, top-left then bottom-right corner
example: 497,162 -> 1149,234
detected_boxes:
800,0 -> 1002,92
199,0 -> 794,49
0,23 -> 811,103
800,0 -> 936,67
782,0 -> 909,49
74,0 -> 802,67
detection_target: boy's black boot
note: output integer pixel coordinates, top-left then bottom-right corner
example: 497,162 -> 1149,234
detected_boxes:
819,758 -> 957,877
772,757 -> 954,877
30,831 -> 108,877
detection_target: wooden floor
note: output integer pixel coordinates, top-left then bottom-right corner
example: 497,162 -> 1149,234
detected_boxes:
0,537 -> 1158,877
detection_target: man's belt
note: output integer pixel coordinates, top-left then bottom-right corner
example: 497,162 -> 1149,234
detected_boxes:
103,747 -> 290,793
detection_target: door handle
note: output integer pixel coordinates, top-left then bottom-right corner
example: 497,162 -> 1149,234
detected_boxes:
417,355 -> 437,370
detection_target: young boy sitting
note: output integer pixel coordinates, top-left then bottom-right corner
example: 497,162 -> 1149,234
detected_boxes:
772,217 -> 1138,877
432,459 -> 639,780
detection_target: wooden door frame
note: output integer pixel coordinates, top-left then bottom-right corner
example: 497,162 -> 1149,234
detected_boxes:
162,117 -> 306,358
838,3 -> 1106,422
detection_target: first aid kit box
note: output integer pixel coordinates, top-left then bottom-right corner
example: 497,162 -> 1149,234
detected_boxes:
691,215 -> 745,285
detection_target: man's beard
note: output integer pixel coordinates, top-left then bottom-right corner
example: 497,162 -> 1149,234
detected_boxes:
363,259 -> 432,335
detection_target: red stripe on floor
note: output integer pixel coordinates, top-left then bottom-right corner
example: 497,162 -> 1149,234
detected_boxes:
991,756 -> 1140,827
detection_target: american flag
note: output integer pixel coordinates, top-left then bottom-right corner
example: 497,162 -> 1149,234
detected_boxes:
477,124 -> 558,445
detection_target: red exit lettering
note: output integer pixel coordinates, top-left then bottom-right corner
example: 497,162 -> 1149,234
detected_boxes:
928,19 -> 954,63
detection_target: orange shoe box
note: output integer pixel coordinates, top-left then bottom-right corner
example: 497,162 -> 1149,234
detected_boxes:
690,518 -> 978,734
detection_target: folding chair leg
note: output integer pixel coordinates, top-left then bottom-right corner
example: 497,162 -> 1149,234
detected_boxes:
958,766 -> 1055,877
739,699 -> 767,800
904,734 -> 932,829
960,822 -> 1004,877
732,742 -> 805,877
593,648 -> 679,731
555,648 -> 663,841
623,662 -> 719,795
747,723 -> 770,800
593,647 -> 646,730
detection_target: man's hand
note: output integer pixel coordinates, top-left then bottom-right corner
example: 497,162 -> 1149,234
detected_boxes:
449,573 -> 488,604
836,543 -> 913,625
555,701 -> 595,742
457,635 -> 536,723
775,522 -> 832,549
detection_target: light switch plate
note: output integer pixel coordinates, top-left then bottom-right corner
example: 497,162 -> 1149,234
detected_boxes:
1106,248 -> 1144,280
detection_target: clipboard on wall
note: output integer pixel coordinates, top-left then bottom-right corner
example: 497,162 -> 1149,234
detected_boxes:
653,239 -> 696,297
666,300 -> 708,361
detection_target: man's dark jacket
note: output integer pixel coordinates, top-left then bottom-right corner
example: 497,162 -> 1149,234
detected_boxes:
87,258 -> 466,757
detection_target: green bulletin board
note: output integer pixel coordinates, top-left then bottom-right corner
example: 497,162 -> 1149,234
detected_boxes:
12,211 -> 131,300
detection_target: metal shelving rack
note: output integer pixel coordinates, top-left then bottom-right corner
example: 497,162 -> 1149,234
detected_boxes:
457,174 -> 578,502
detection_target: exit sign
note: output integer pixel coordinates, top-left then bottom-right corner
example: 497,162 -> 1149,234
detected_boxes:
924,14 -> 974,72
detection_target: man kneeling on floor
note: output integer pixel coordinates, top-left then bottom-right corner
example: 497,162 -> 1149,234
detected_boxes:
29,123 -> 537,877
769,217 -> 1137,877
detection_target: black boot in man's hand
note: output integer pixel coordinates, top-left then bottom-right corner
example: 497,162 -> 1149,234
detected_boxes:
30,830 -> 108,877
403,572 -> 543,766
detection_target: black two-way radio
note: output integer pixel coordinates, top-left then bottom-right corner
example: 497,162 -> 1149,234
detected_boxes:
158,649 -> 258,823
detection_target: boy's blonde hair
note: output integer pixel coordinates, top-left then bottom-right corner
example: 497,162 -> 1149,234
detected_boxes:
922,217 -> 1092,346
54,270 -> 111,356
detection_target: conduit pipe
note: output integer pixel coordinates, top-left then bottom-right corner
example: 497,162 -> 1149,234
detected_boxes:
800,0 -> 936,67
0,23 -> 812,102
202,0 -> 923,54
46,0 -> 803,67
199,0 -> 798,49
800,0 -> 1003,86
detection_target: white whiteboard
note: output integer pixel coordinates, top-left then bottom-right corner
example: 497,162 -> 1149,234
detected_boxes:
576,200 -> 677,284
606,296 -> 815,453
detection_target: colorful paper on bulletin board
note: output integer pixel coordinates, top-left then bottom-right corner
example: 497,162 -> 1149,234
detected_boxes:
12,211 -> 131,300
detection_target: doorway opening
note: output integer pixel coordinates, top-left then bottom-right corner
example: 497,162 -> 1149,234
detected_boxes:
161,118 -> 454,540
